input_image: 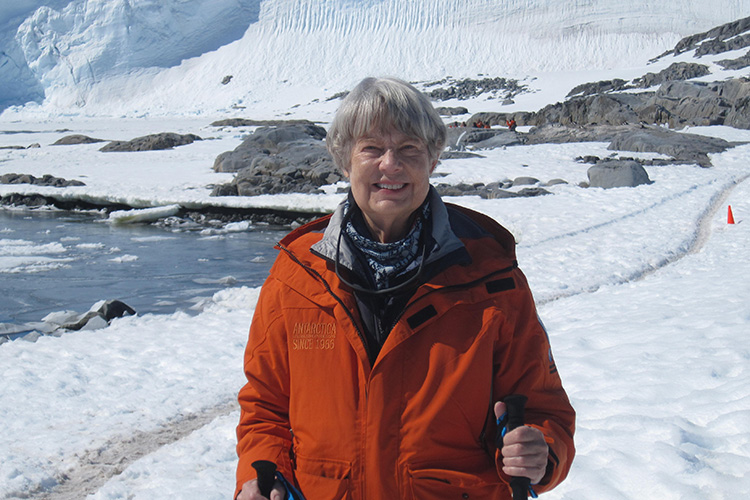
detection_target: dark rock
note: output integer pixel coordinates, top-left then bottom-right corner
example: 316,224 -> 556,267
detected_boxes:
567,79 -> 629,97
511,176 -> 540,186
587,160 -> 652,189
439,151 -> 485,159
425,77 -> 527,101
61,311 -> 106,331
0,194 -> 52,207
516,187 -> 551,197
433,181 -> 550,199
210,183 -> 239,196
97,300 -> 136,321
446,127 -> 525,150
211,124 -> 341,196
466,111 -> 534,128
544,179 -> 569,186
576,155 -> 601,164
100,132 -> 202,152
608,126 -> 736,167
221,75 -> 233,85
1,172 -> 85,187
653,16 -> 750,59
718,50 -> 750,70
517,77 -> 750,131
211,118 -> 319,127
435,106 -> 469,116
52,134 -> 105,145
633,62 -> 711,89
526,125 -> 635,145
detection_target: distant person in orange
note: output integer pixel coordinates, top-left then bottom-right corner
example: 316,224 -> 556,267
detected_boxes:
506,118 -> 517,132
235,76 -> 575,500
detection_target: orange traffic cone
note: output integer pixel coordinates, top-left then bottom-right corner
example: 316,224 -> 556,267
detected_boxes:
728,205 -> 735,224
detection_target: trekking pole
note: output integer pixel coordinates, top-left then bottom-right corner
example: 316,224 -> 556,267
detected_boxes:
503,394 -> 531,500
252,460 -> 277,499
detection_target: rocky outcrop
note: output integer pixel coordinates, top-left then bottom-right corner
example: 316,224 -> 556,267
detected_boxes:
52,134 -> 105,145
435,106 -> 469,116
424,77 -> 527,101
100,132 -> 201,152
211,118 -> 320,128
445,127 -> 526,150
476,78 -> 750,132
652,16 -> 750,59
607,126 -> 736,167
587,160 -> 652,189
632,62 -> 711,89
1,173 -> 85,187
718,51 -> 750,70
211,123 -> 341,196
434,181 -> 551,199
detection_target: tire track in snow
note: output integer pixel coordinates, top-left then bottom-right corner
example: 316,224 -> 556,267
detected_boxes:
536,173 -> 749,305
28,400 -> 238,500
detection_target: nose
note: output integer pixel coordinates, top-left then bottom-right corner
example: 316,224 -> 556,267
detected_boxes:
380,148 -> 401,172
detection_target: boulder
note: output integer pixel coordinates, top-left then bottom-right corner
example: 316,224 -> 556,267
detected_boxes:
98,299 -> 137,321
587,160 -> 652,189
511,177 -> 540,186
435,106 -> 469,116
60,300 -> 136,331
0,172 -> 85,187
52,134 -> 105,145
211,123 -> 342,196
100,132 -> 201,152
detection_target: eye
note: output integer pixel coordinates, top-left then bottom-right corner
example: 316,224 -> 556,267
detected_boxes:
360,145 -> 382,155
400,144 -> 422,155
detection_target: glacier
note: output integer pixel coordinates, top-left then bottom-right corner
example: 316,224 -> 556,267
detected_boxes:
0,0 -> 748,116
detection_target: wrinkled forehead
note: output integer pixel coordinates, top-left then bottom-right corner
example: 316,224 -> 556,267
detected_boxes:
355,127 -> 425,146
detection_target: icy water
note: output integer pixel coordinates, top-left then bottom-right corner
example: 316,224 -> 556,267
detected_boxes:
0,209 -> 284,330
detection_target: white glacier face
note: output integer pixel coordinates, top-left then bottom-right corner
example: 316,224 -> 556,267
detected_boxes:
0,0 -> 748,115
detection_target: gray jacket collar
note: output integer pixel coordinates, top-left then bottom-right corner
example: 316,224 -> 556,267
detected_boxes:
311,186 -> 465,273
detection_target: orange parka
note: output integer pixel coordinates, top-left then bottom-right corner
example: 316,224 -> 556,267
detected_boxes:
236,191 -> 575,499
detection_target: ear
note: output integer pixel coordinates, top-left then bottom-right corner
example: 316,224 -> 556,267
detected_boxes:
429,159 -> 438,174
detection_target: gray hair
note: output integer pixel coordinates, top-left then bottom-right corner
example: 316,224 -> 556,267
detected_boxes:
326,77 -> 447,172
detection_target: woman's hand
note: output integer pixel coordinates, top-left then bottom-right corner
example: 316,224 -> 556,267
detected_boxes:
494,401 -> 549,485
237,478 -> 287,500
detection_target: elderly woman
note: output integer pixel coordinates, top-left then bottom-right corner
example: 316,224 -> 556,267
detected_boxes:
236,77 -> 575,500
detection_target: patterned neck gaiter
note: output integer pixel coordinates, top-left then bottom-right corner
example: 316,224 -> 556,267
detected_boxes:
343,199 -> 430,290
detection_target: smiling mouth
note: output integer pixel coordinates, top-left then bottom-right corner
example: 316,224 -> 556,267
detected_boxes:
375,183 -> 405,190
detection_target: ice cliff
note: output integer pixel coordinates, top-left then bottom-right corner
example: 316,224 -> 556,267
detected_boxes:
0,0 -> 747,116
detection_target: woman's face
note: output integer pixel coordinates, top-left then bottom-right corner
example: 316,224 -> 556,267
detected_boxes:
345,129 -> 436,243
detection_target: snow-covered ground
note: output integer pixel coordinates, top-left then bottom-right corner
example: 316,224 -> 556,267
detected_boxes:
2,0 -> 750,498
2,117 -> 749,499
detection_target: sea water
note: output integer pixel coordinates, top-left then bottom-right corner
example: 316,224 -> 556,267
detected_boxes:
0,209 -> 284,332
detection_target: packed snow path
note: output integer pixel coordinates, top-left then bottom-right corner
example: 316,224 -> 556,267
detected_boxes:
33,401 -> 237,500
